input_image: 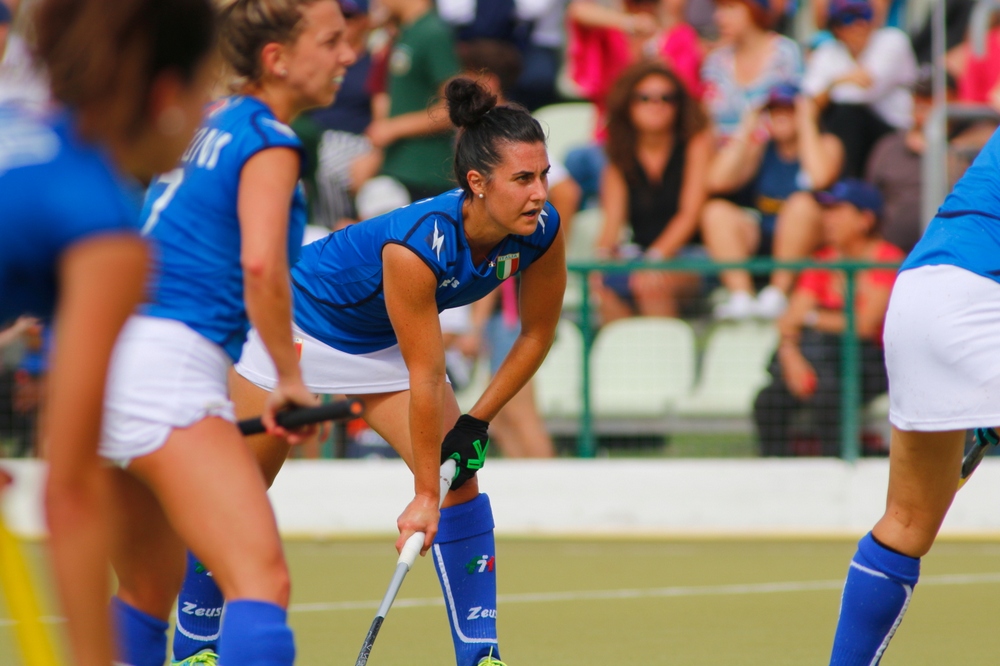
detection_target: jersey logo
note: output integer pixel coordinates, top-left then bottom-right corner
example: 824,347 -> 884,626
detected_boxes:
426,221 -> 445,260
538,208 -> 548,234
496,253 -> 520,280
439,277 -> 460,289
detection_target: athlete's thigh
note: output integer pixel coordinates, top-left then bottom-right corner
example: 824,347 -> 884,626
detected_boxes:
873,427 -> 965,556
355,388 -> 461,468
229,368 -> 289,486
126,416 -> 287,601
108,467 -> 186,618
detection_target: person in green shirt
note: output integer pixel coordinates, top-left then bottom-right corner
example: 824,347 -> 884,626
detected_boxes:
366,0 -> 461,199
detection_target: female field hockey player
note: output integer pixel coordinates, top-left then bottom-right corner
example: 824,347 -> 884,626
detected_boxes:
98,2 -> 355,666
0,1 -> 216,665
225,76 -> 566,666
827,129 -> 1000,662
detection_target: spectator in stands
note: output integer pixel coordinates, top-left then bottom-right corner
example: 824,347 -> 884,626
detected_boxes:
364,0 -> 462,200
813,0 -> 907,29
563,0 -> 703,200
754,180 -> 903,457
511,0 -> 568,110
703,83 -> 844,320
0,0 -> 49,111
802,0 -> 918,178
306,0 -> 375,226
594,60 -> 712,322
701,0 -> 803,141
864,72 -> 935,253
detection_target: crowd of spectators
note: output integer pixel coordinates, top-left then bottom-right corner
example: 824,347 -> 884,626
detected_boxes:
2,0 -> 999,458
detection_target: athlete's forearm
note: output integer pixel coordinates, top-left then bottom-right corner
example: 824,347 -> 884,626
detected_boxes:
245,269 -> 301,384
408,373 -> 447,499
470,333 -> 550,421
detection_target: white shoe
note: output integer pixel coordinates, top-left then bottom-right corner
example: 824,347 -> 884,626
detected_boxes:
754,286 -> 788,319
713,291 -> 755,321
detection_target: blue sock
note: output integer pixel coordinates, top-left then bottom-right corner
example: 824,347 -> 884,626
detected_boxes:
110,596 -> 169,666
432,493 -> 500,666
217,600 -> 295,666
173,551 -> 225,659
829,532 -> 920,665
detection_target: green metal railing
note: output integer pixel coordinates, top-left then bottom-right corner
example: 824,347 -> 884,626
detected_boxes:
568,258 -> 902,461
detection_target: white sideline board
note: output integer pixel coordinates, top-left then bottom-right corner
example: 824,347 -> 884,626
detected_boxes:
5,458 -> 1000,539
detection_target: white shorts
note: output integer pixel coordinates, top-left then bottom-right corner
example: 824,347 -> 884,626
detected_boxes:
99,315 -> 236,465
886,264 -> 1000,431
235,324 -> 423,395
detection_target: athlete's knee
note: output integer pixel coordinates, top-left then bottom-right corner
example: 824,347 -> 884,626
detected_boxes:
874,505 -> 945,558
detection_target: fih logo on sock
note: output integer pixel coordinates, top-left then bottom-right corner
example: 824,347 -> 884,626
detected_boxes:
465,554 -> 495,574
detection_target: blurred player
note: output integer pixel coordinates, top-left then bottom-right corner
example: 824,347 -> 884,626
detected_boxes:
229,77 -> 565,666
0,2 -> 216,665
827,126 -> 1000,661
97,2 -> 355,666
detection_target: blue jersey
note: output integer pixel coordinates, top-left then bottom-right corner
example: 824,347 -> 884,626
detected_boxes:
903,126 -> 1000,283
292,189 -> 561,354
140,96 -> 307,361
0,106 -> 141,323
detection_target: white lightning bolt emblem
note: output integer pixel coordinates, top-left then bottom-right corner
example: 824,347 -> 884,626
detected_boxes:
538,208 -> 548,234
431,221 -> 444,260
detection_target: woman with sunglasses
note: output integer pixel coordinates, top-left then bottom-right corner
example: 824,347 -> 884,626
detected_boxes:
593,60 -> 712,322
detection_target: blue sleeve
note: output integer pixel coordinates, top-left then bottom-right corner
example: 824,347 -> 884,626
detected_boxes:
235,110 -> 306,176
384,211 -> 462,280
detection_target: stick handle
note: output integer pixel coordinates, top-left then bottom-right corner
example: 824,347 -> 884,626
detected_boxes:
396,459 -> 456,569
236,399 -> 363,436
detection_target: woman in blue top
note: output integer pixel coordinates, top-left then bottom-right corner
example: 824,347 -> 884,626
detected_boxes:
826,130 -> 1000,661
0,2 -> 216,665
96,2 -> 355,666
233,77 -> 566,666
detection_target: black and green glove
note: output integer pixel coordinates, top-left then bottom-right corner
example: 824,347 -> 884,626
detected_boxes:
441,414 -> 490,491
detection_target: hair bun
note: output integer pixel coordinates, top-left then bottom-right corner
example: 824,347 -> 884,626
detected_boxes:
445,77 -> 497,128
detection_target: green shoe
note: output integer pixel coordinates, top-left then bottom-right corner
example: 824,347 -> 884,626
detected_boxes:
477,648 -> 507,666
171,649 -> 218,666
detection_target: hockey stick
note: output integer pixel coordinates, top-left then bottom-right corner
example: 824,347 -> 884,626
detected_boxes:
958,427 -> 999,488
237,399 -> 364,436
354,458 -> 457,666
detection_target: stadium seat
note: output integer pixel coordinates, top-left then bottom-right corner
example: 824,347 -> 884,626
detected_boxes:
534,318 -> 584,418
592,317 -> 696,418
563,207 -> 603,311
675,321 -> 778,418
533,102 -> 597,166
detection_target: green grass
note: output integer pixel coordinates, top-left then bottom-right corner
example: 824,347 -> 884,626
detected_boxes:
5,538 -> 1000,664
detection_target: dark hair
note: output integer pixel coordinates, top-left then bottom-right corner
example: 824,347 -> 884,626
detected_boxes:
34,0 -> 217,140
445,77 -> 546,194
604,61 -> 707,181
218,0 -> 326,87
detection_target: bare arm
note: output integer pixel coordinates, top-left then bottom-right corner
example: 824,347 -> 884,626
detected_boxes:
365,100 -> 452,149
806,273 -> 894,341
775,287 -> 820,399
45,234 -> 148,666
239,147 -> 317,437
383,243 -> 448,552
795,98 -> 844,189
649,131 -> 713,258
706,111 -> 767,194
596,163 -> 629,257
471,229 -> 567,420
566,0 -> 657,36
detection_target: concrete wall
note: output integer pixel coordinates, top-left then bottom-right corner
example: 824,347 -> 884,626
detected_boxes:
5,458 -> 1000,539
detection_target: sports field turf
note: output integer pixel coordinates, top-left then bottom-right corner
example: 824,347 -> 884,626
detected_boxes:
5,537 -> 1000,664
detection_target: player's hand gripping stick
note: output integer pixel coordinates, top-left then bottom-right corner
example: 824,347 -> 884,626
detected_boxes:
354,458 -> 456,666
236,399 -> 364,436
959,427 -> 999,488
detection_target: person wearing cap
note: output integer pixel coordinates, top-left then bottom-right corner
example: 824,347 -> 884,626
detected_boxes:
753,179 -> 903,457
701,0 -> 803,141
704,82 -> 844,320
801,0 -> 917,178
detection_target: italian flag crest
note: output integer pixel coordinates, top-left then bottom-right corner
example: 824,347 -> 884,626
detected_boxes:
496,252 -> 520,280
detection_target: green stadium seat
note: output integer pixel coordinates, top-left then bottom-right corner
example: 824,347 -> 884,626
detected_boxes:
592,317 -> 696,418
534,318 -> 584,418
533,102 -> 597,166
675,321 -> 778,418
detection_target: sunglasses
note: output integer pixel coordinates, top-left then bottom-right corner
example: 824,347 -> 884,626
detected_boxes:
632,92 -> 681,105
